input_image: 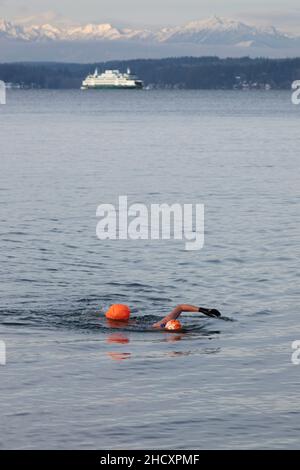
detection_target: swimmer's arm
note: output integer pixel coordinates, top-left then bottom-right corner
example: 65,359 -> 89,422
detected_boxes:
152,304 -> 200,329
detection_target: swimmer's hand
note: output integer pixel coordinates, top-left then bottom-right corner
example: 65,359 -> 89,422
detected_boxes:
199,307 -> 221,318
207,309 -> 221,318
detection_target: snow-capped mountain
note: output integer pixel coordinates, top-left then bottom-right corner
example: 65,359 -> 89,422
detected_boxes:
157,17 -> 295,48
0,18 -> 154,42
0,19 -> 27,40
0,16 -> 298,48
1,16 -> 299,62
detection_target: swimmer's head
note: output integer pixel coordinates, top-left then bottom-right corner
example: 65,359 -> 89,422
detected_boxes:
165,320 -> 182,331
105,304 -> 131,322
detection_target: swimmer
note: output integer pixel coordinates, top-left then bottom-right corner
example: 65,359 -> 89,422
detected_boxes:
152,304 -> 221,330
105,303 -> 221,331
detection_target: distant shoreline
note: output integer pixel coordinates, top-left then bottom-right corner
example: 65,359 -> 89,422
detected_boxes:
1,56 -> 300,90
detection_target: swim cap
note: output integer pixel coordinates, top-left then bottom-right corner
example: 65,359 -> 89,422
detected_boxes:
165,320 -> 182,331
105,304 -> 131,321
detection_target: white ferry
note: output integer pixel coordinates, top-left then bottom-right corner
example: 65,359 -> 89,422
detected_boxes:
81,68 -> 143,90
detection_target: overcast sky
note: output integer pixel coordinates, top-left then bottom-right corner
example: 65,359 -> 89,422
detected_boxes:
1,0 -> 300,32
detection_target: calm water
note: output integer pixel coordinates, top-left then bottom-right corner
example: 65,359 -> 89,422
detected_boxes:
0,89 -> 299,450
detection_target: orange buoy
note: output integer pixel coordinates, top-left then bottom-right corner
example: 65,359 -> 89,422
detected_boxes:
165,319 -> 182,331
105,304 -> 131,322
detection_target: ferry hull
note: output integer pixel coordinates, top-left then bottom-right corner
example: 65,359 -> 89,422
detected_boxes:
81,83 -> 143,90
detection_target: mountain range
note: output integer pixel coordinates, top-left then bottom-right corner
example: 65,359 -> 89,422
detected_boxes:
0,16 -> 299,62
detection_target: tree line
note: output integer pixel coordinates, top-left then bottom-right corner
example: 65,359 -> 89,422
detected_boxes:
1,56 -> 300,89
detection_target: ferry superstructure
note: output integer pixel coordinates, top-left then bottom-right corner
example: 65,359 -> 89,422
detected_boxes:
81,68 -> 143,89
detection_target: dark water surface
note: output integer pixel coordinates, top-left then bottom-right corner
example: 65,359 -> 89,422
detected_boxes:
0,90 -> 299,449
